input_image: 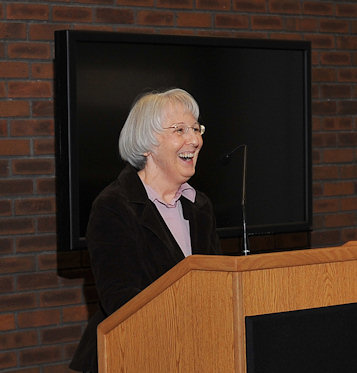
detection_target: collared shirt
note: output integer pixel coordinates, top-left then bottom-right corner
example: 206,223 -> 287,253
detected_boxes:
142,182 -> 196,257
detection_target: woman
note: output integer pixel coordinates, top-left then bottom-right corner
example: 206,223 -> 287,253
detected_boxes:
70,88 -> 220,373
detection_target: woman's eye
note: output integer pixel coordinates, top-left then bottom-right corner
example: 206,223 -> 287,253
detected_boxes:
175,127 -> 185,134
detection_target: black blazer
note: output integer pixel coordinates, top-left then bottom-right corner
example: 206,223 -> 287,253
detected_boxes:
70,164 -> 220,372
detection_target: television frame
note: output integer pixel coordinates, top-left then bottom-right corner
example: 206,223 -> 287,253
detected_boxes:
54,30 -> 312,251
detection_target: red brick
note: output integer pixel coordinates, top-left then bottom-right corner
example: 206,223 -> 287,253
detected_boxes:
341,197 -> 357,211
337,36 -> 357,50
177,12 -> 212,28
38,253 -> 57,270
20,346 -> 61,365
0,330 -> 38,349
233,0 -> 265,12
0,256 -> 35,274
0,22 -> 26,39
0,218 -> 35,235
337,101 -> 357,115
325,213 -> 357,228
0,238 -> 13,254
32,100 -> 53,117
18,309 -> 61,328
16,234 -> 56,253
320,84 -> 351,98
352,21 -> 357,35
43,364 -> 74,373
40,288 -> 82,307
41,325 -> 82,344
37,216 -> 56,233
0,293 -> 36,312
0,313 -> 15,331
17,272 -> 60,290
8,42 -> 51,59
31,62 -> 54,79
15,197 -> 56,215
0,200 -> 11,216
158,0 -> 192,7
62,304 -> 90,323
286,17 -> 318,32
0,179 -> 33,196
0,81 -> 6,97
115,0 -> 153,4
0,61 -> 28,78
324,148 -> 354,163
275,232 -> 309,250
269,0 -> 301,13
29,24 -> 68,41
0,101 -> 30,117
197,0 -> 230,10
0,276 -> 14,293
251,15 -> 283,30
338,68 -> 357,82
0,139 -> 30,155
305,34 -> 334,49
320,117 -> 352,131
36,178 -> 55,194
12,158 -> 54,175
337,133 -> 357,147
137,10 -> 174,25
312,100 -> 336,115
320,52 -> 351,66
313,198 -> 340,213
0,119 -> 6,136
337,3 -> 357,17
52,6 -> 93,22
341,165 -> 357,179
0,352 -> 16,370
215,14 -> 249,29
324,181 -> 355,196
313,181 -> 323,196
34,138 -> 54,155
95,8 -> 134,23
311,230 -> 341,247
312,149 -> 322,164
313,165 -> 339,180
11,119 -> 54,136
320,19 -> 349,34
342,228 -> 357,243
312,132 -> 337,147
8,81 -> 52,98
303,1 -> 333,16
7,3 -> 49,20
312,67 -> 336,82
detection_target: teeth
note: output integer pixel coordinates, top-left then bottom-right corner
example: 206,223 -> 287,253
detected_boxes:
179,152 -> 194,159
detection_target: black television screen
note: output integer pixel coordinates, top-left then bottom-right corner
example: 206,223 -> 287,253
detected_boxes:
54,30 -> 311,251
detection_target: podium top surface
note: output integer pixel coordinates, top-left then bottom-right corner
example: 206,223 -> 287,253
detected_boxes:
98,241 -> 357,335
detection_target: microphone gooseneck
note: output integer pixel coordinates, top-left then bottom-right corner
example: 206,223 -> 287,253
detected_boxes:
220,144 -> 250,255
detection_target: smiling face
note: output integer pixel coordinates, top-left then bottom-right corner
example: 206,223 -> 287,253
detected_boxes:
142,102 -> 203,192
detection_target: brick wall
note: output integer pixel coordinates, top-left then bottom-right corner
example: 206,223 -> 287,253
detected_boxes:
0,0 -> 356,371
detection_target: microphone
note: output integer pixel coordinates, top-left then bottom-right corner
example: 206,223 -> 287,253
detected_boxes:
220,144 -> 250,255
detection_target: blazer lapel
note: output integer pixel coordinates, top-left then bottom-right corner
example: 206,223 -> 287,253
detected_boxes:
138,200 -> 184,261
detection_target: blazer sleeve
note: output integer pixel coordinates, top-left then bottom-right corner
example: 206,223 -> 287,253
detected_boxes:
86,197 -> 148,316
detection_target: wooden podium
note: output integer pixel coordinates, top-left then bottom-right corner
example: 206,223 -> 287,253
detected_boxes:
97,241 -> 357,372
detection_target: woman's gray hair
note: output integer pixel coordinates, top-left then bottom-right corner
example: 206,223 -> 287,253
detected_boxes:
118,88 -> 200,170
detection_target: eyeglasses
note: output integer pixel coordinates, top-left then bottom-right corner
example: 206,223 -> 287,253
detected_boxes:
163,123 -> 205,136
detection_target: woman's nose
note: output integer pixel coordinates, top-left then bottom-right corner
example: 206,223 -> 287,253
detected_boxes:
185,130 -> 200,146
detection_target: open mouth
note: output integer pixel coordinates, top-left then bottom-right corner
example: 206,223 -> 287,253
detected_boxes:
178,152 -> 195,161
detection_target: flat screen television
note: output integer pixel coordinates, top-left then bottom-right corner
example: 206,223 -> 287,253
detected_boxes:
54,30 -> 312,251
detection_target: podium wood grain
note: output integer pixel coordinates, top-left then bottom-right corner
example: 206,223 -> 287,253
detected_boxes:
98,241 -> 357,372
